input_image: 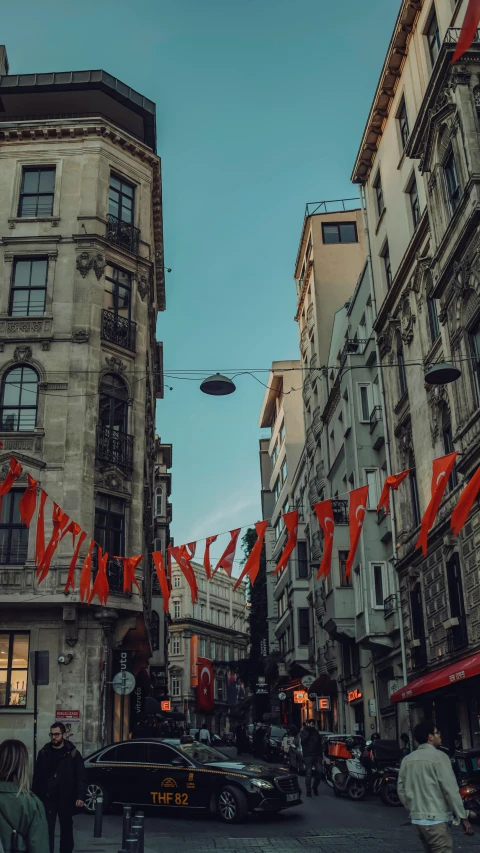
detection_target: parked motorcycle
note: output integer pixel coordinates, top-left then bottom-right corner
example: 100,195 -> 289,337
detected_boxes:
329,739 -> 367,800
454,748 -> 480,821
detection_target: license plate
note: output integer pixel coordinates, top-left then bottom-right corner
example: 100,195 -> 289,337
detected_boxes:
286,793 -> 298,802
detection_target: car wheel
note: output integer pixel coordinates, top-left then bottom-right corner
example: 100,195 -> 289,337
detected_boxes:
347,779 -> 366,801
217,786 -> 248,824
84,781 -> 109,814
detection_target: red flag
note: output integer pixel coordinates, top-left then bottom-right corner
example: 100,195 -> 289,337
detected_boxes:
196,657 -> 214,712
417,452 -> 458,556
114,555 -> 143,593
452,0 -> 480,62
451,464 -> 480,536
79,540 -> 95,602
35,490 -> 48,569
89,546 -> 109,605
234,520 -> 269,590
314,500 -> 335,579
0,457 -> 22,515
345,486 -> 369,579
377,469 -> 412,517
214,529 -> 241,577
37,504 -> 70,583
153,551 -> 170,613
203,535 -> 217,580
186,542 -> 196,559
19,474 -> 37,527
170,545 -> 198,603
64,528 -> 86,594
273,510 -> 299,576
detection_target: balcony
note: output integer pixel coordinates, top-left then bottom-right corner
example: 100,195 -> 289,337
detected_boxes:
96,424 -> 134,471
384,593 -> 397,618
369,405 -> 384,449
106,213 -> 140,255
91,555 -> 128,596
303,382 -> 312,407
308,478 -> 319,506
332,499 -> 348,525
446,615 -> 468,654
311,530 -> 322,561
310,353 -> 319,386
306,425 -> 316,456
312,407 -> 322,440
339,339 -> 369,374
101,309 -> 136,352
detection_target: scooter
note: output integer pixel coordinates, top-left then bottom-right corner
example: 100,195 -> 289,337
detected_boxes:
330,742 -> 367,801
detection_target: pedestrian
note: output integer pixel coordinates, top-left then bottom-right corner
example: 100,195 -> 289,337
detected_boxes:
199,723 -> 211,745
0,739 -> 49,853
398,720 -> 473,852
253,724 -> 265,758
32,721 -> 87,853
300,720 -> 322,797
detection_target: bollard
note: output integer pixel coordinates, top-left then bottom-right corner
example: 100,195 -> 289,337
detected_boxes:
131,815 -> 144,853
93,795 -> 103,838
122,805 -> 132,851
125,834 -> 138,853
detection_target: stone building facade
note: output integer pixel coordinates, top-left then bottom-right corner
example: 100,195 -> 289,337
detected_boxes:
0,54 -> 166,754
352,0 -> 480,749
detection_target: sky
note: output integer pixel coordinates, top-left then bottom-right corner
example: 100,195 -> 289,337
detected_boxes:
1,0 -> 399,569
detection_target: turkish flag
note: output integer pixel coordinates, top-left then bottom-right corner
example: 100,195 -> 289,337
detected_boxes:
377,469 -> 411,517
203,535 -> 217,580
114,554 -> 143,593
0,456 -> 22,516
186,542 -> 196,559
18,474 -> 37,527
36,504 -> 70,583
453,0 -> 480,62
345,486 -> 369,578
214,529 -> 241,577
35,490 -> 48,570
79,539 -> 95,602
417,452 -> 458,556
64,527 -> 86,594
273,510 -> 299,575
196,657 -> 214,712
234,520 -> 268,590
153,551 -> 170,613
170,545 -> 198,603
89,546 -> 109,605
314,500 -> 335,579
451,464 -> 480,536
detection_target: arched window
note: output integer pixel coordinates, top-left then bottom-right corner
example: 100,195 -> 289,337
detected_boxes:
0,366 -> 38,431
155,486 -> 163,517
99,374 -> 128,433
397,346 -> 408,397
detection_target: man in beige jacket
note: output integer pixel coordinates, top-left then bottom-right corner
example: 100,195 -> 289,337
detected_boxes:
398,720 -> 473,852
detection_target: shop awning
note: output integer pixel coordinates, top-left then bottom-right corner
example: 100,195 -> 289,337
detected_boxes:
391,653 -> 480,703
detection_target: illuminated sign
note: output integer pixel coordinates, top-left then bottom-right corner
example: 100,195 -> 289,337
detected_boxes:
161,700 -> 171,711
316,696 -> 331,711
347,689 -> 363,703
293,690 -> 308,704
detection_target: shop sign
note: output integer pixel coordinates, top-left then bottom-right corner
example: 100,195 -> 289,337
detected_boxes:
316,696 -> 331,711
348,688 -> 363,703
278,691 -> 287,700
256,683 -> 269,695
56,710 -> 80,721
161,701 -> 171,711
301,675 -> 315,689
112,650 -> 133,677
293,690 -> 308,704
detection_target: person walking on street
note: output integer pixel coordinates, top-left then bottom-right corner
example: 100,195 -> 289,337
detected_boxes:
300,720 -> 322,797
32,722 -> 87,853
0,739 -> 49,853
398,720 -> 473,852
199,724 -> 211,745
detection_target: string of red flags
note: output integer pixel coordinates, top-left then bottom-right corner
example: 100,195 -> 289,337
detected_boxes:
0,456 -> 22,515
233,520 -> 269,590
203,535 -> 217,580
79,539 -> 95,603
36,504 -> 70,583
115,555 -> 143,594
64,529 -> 86,594
314,500 -> 334,579
169,545 -> 199,603
416,452 -> 458,556
88,546 -> 109,605
273,510 -> 299,576
376,469 -> 411,517
153,551 -> 170,612
35,490 -> 47,570
451,464 -> 480,536
345,486 -> 369,579
19,474 -> 37,527
452,0 -> 480,63
214,528 -> 241,577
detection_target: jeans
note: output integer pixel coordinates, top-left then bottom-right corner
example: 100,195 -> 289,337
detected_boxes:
45,803 -> 74,853
304,755 -> 321,793
415,823 -> 453,853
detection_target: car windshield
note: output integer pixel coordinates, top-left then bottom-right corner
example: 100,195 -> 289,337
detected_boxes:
178,743 -> 226,764
270,727 -> 287,738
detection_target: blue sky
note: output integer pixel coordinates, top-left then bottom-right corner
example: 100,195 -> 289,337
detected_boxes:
2,0 -> 399,568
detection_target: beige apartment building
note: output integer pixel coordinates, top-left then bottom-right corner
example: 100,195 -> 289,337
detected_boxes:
352,0 -> 480,750
0,50 -> 166,753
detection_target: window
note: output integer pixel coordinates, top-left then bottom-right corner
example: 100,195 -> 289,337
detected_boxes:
427,292 -> 440,344
339,550 -> 352,588
109,174 -> 135,224
211,641 -> 216,659
409,175 -> 421,228
280,421 -> 286,443
104,265 -> 132,322
100,742 -> 147,763
322,222 -> 358,244
199,637 -> 206,657
99,374 -> 128,433
0,491 -> 28,566
397,347 -> 408,397
469,322 -> 480,404
398,99 -> 410,150
272,443 -> 279,466
215,679 -> 224,701
445,149 -> 460,214
155,487 -> 163,517
0,366 -> 38,432
172,575 -> 181,588
146,743 -> 176,765
200,604 -> 206,621
298,609 -> 310,646
171,636 -> 181,655
382,243 -> 392,289
209,608 -> 214,623
365,469 -> 380,509
297,541 -> 308,578
0,633 -> 29,707
358,384 -> 371,422
281,459 -> 287,483
374,173 -> 384,218
443,416 -> 458,490
171,676 -> 181,698
18,167 -> 55,217
371,563 -> 387,608
172,601 -> 181,620
217,644 -> 224,661
10,259 -> 48,317
427,8 -> 441,67
410,462 -> 421,527
94,496 -> 125,560
354,567 -> 364,616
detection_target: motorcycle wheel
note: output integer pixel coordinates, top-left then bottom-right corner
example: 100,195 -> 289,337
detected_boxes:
348,779 -> 366,801
380,783 -> 401,807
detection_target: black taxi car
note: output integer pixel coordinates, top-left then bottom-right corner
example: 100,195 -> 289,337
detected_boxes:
84,738 -> 302,823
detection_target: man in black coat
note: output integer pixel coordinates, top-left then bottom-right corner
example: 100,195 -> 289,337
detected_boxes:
300,720 -> 323,797
32,721 -> 87,853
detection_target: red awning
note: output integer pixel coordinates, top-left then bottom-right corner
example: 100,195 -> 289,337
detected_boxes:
391,653 -> 480,703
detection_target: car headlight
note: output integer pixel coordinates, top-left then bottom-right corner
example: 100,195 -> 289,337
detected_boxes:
250,779 -> 274,790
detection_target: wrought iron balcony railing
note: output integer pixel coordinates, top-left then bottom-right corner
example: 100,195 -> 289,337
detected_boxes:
444,28 -> 480,45
101,309 -> 136,352
96,424 -> 134,471
384,593 -> 397,617
106,213 -> 140,255
332,499 -> 348,525
446,615 -> 468,654
91,555 -> 127,596
370,405 -> 383,431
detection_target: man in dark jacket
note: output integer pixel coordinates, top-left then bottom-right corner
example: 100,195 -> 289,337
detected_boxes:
300,720 -> 323,797
32,722 -> 87,853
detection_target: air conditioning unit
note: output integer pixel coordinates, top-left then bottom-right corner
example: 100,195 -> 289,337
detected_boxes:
409,639 -> 421,648
442,617 -> 459,630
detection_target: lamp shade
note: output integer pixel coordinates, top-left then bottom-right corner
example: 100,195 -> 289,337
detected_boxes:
200,373 -> 236,396
424,362 -> 461,385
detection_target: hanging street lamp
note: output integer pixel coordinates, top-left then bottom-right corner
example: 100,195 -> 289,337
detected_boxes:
200,373 -> 236,396
424,362 -> 461,385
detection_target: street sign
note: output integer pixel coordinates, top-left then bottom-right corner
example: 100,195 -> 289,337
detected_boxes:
278,691 -> 287,700
301,675 -> 315,689
56,710 -> 81,721
112,671 -> 135,695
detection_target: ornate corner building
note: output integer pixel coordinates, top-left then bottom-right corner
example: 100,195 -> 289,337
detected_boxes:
0,48 -> 167,752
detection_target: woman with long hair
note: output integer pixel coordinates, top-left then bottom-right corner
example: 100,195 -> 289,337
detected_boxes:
0,739 -> 48,852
